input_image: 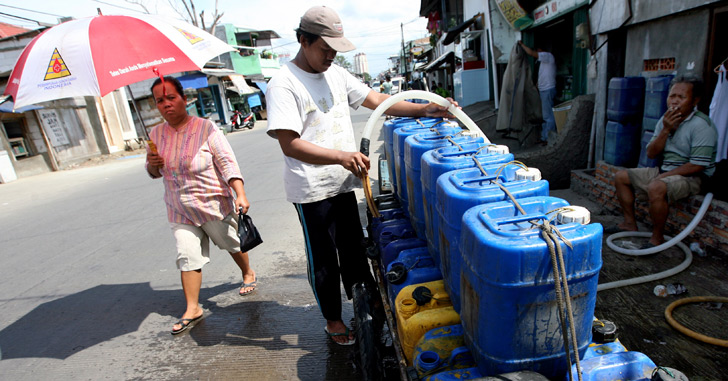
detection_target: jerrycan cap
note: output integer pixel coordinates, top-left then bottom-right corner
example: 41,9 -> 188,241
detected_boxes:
592,319 -> 618,343
557,206 -> 591,225
486,144 -> 510,154
515,167 -> 541,181
385,263 -> 407,285
412,286 -> 433,306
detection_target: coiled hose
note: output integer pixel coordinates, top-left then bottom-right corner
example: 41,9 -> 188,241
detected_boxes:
598,193 -> 713,291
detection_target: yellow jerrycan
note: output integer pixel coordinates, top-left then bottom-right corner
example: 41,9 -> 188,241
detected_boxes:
395,280 -> 461,364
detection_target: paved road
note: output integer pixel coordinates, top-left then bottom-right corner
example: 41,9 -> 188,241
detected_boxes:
0,107 -> 386,380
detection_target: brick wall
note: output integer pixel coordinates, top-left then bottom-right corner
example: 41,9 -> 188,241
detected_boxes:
571,161 -> 728,254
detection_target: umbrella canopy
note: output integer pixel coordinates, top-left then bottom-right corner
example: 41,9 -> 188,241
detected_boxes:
4,14 -> 235,110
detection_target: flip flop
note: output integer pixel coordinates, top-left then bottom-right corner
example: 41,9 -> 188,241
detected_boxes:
171,314 -> 203,335
239,277 -> 257,296
324,326 -> 356,346
640,242 -> 659,250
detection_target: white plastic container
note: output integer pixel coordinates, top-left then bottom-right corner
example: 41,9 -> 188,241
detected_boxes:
0,150 -> 18,183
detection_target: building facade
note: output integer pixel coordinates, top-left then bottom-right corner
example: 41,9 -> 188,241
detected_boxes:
354,53 -> 369,76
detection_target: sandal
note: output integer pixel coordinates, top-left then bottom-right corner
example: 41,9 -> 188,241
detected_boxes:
239,277 -> 257,296
324,326 -> 356,346
171,314 -> 203,335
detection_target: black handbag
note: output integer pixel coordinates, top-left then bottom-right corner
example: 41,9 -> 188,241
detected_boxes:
237,211 -> 263,252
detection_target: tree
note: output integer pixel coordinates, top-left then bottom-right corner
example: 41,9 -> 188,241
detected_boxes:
363,72 -> 372,83
334,55 -> 352,71
126,0 -> 223,34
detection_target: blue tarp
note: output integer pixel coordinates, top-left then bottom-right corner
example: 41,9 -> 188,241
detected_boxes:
247,94 -> 261,108
0,101 -> 43,113
254,80 -> 268,94
177,73 -> 209,89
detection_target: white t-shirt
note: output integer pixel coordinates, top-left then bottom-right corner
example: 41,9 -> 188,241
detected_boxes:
266,62 -> 372,204
537,51 -> 556,91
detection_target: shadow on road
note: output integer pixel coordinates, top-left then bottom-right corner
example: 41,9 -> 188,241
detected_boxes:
0,281 -> 362,380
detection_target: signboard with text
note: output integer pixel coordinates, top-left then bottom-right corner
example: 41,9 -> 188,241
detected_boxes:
531,0 -> 589,27
495,0 -> 534,31
37,109 -> 70,147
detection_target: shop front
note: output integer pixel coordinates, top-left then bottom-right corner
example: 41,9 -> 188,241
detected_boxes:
520,0 -> 591,106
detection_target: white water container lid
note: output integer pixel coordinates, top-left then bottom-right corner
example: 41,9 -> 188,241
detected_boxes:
558,206 -> 591,225
515,167 -> 541,181
486,145 -> 510,154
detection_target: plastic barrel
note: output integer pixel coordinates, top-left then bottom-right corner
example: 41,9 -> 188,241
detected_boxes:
607,76 -> 645,123
386,247 -> 442,308
436,166 -> 550,312
394,122 -> 462,216
369,207 -> 407,242
385,118 -> 443,198
404,132 -> 484,243
644,75 -> 674,119
604,121 -> 640,167
412,324 -> 466,373
582,341 -> 628,361
421,143 -> 514,261
459,196 -> 602,379
395,280 -> 461,364
637,130 -> 662,168
424,367 -> 483,380
642,115 -> 661,133
569,351 -> 656,381
415,346 -> 476,379
380,237 -> 427,278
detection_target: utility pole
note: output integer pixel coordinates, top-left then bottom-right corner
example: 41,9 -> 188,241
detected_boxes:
401,22 -> 409,85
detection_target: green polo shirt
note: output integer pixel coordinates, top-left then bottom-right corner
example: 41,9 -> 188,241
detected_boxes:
651,110 -> 718,177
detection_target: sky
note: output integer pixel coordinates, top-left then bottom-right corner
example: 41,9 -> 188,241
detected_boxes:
0,0 -> 429,76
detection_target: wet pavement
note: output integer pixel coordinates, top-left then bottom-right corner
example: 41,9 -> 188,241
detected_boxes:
3,106 -> 723,380
0,112 -> 374,380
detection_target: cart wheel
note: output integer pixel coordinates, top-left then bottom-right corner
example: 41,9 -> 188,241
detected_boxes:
353,282 -> 384,380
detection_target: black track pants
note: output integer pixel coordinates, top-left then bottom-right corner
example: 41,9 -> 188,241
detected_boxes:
294,191 -> 375,321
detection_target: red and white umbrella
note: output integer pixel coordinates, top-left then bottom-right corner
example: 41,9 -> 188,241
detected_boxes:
4,13 -> 235,110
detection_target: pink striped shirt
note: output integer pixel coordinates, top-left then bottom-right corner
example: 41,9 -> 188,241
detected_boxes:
147,116 -> 243,226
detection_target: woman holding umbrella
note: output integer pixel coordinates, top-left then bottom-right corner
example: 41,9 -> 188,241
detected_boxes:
145,76 -> 257,335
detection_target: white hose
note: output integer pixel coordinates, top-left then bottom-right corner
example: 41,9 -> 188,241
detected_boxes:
606,193 -> 713,255
359,90 -> 488,155
598,235 -> 692,291
598,192 -> 713,291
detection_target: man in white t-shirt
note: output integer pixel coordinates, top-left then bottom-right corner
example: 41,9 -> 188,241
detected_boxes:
266,6 -> 457,346
519,41 -> 557,145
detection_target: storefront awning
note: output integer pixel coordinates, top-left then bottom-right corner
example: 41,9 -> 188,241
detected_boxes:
201,68 -> 237,77
443,14 -> 481,45
261,67 -> 279,79
423,51 -> 456,71
227,74 -> 254,95
0,96 -> 43,113
253,80 -> 268,94
177,72 -> 208,89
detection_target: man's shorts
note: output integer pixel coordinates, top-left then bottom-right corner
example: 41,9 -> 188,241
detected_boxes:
627,167 -> 701,204
170,213 -> 241,271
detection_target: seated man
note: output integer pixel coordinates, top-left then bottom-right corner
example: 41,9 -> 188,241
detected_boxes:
611,75 -> 718,247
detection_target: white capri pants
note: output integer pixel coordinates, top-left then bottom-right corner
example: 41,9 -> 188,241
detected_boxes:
171,212 -> 241,271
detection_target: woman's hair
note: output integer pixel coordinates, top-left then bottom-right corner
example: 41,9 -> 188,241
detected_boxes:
150,76 -> 185,98
295,28 -> 320,45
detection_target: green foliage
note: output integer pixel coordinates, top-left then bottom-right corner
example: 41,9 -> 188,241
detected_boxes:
334,55 -> 352,69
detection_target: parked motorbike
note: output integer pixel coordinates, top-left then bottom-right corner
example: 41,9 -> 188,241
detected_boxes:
231,110 -> 255,130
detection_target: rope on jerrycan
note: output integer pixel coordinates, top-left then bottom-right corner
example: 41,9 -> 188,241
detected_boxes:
471,159 -> 584,381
